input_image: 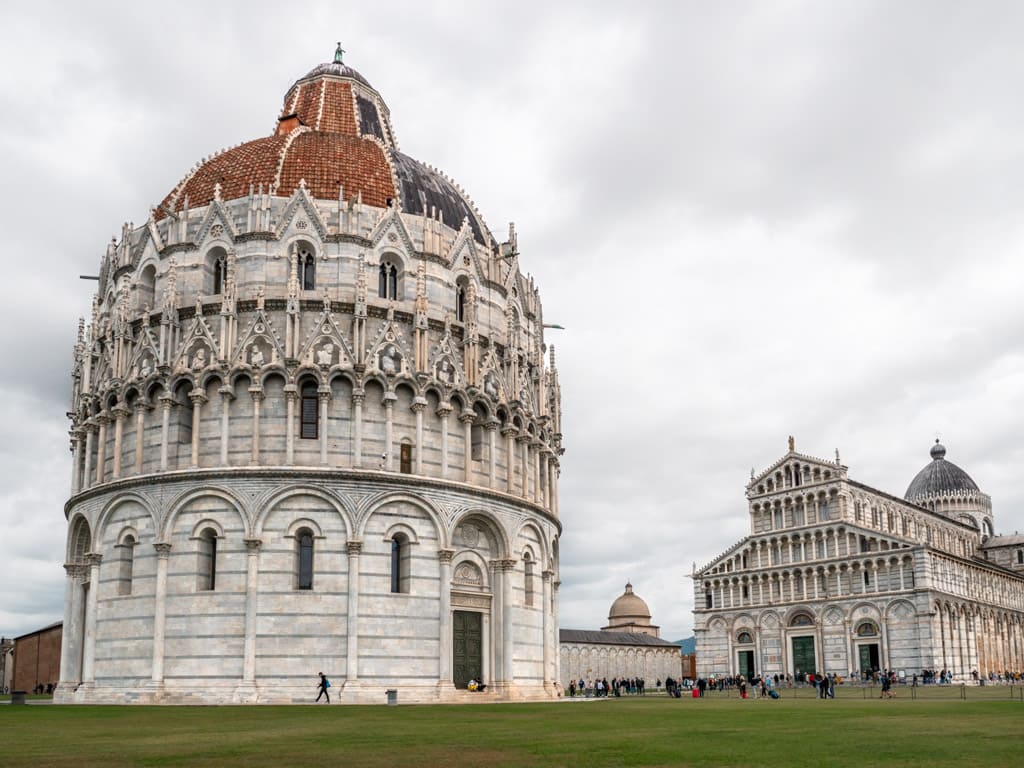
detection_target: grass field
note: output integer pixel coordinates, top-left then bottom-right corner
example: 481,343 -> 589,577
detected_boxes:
1,694 -> 1022,767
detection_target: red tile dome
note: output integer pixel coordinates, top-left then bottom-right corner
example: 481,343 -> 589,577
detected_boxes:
157,54 -> 492,244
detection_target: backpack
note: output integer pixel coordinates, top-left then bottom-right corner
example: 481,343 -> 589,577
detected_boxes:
325,678 -> 331,688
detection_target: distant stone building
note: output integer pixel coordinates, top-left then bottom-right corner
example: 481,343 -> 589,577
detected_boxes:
12,623 -> 62,694
0,636 -> 13,693
560,584 -> 682,687
59,48 -> 563,704
693,439 -> 1024,682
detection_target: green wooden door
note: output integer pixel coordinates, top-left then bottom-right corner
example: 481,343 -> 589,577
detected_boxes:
792,636 -> 816,676
737,650 -> 754,680
858,643 -> 879,673
453,611 -> 482,689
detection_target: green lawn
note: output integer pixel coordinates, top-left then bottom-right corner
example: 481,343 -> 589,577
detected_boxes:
1,696 -> 1022,767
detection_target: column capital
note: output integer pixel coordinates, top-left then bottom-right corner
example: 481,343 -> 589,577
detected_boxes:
154,542 -> 173,558
490,557 -> 517,572
283,385 -> 299,400
95,411 -> 111,426
542,569 -> 555,581
133,399 -> 152,413
159,394 -> 176,409
218,386 -> 235,400
351,390 -> 365,405
111,404 -> 131,419
347,540 -> 363,555
244,538 -> 262,552
85,552 -> 103,567
435,404 -> 453,417
516,432 -> 531,444
500,425 -> 517,438
484,419 -> 499,432
411,399 -> 427,413
64,562 -> 89,580
382,392 -> 397,406
248,387 -> 265,402
437,548 -> 455,564
318,388 -> 332,402
188,390 -> 209,406
458,411 -> 476,425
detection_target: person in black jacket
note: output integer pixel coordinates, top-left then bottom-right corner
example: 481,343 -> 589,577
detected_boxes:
316,672 -> 330,703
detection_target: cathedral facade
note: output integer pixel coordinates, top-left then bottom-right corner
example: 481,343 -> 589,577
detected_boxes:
59,50 -> 563,704
693,440 -> 1024,682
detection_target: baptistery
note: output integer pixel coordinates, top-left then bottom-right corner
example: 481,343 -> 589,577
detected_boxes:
59,48 -> 564,704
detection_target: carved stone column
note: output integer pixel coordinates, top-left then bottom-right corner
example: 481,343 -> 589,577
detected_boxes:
82,423 -> 96,490
133,400 -> 148,475
80,553 -> 103,684
498,558 -> 517,686
159,395 -> 174,471
346,541 -> 362,684
502,427 -> 517,493
352,390 -> 364,467
318,389 -> 331,465
189,390 -> 207,468
437,404 -> 452,478
249,388 -> 263,465
532,439 -> 542,503
517,435 -> 531,498
151,542 -> 172,685
94,412 -> 109,485
242,539 -> 261,686
70,429 -> 85,494
219,386 -> 234,466
486,420 -> 498,489
111,405 -> 129,479
284,385 -> 298,465
412,398 -> 427,474
383,393 -> 396,470
542,569 -> 553,689
59,563 -> 88,688
438,549 -> 454,686
460,411 -> 475,482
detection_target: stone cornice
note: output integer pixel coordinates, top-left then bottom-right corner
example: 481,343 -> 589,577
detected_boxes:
65,465 -> 561,532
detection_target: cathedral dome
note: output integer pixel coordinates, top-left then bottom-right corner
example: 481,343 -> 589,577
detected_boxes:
608,583 -> 651,622
904,440 -> 980,501
157,50 -> 491,244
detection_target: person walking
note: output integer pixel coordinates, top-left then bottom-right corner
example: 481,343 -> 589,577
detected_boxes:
316,671 -> 331,703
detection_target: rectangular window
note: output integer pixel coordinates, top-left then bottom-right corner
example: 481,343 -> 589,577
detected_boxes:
400,443 -> 412,474
471,425 -> 484,461
301,393 -> 318,439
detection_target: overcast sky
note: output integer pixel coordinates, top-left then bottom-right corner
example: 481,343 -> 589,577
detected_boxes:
3,1 -> 1024,643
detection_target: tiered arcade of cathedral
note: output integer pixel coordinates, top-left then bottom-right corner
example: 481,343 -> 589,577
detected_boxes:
59,49 -> 563,704
694,439 -> 1024,682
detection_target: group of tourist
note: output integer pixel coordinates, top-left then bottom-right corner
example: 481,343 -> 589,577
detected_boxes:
567,677 -> 647,697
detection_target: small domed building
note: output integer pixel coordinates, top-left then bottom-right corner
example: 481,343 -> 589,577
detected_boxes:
58,48 -> 564,704
560,584 -> 682,687
694,439 -> 1024,682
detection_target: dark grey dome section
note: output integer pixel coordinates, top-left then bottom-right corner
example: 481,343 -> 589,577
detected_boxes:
298,61 -> 372,88
391,150 -> 491,245
905,440 -> 980,500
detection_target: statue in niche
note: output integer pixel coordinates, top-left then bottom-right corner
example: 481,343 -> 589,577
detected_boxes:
249,344 -> 265,368
436,358 -> 455,385
317,343 -> 334,367
380,345 -> 400,375
484,375 -> 499,400
140,357 -> 152,378
190,347 -> 207,371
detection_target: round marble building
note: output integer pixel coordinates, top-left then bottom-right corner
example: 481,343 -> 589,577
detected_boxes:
59,50 -> 564,704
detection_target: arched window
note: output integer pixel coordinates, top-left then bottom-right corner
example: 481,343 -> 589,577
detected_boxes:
117,534 -> 136,596
378,261 -> 398,299
299,247 -> 316,291
471,424 -> 484,461
1017,550 -> 1023,565
197,527 -> 218,591
400,441 -> 412,474
456,284 -> 466,322
300,381 -> 319,439
789,613 -> 814,628
212,255 -> 227,295
856,621 -> 878,637
297,528 -> 314,590
737,632 -> 753,644
390,533 -> 410,594
523,552 -> 535,607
